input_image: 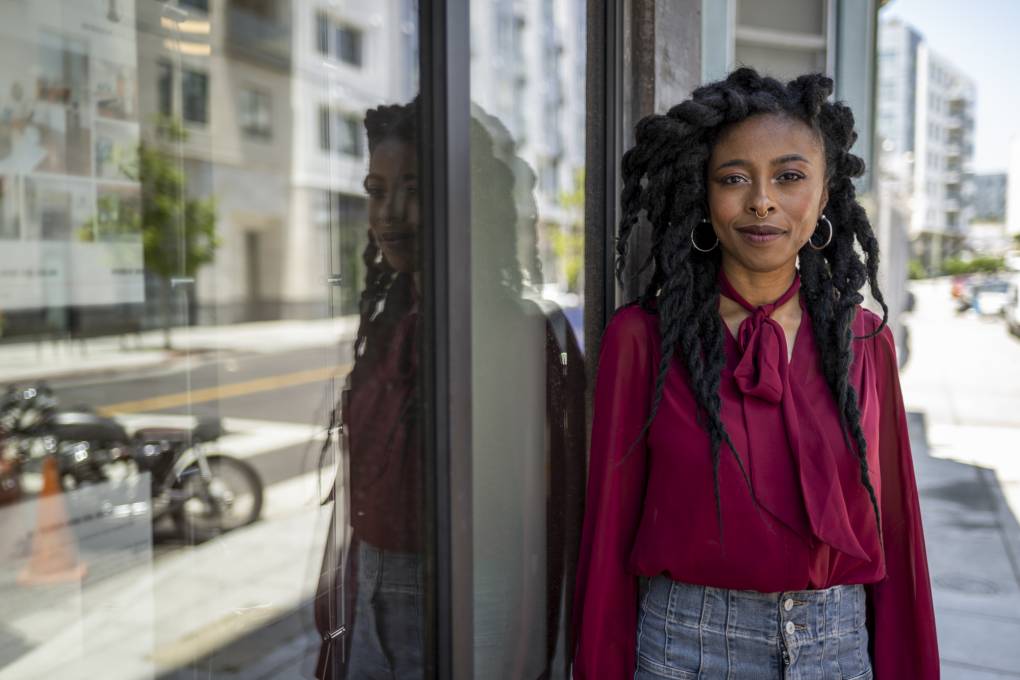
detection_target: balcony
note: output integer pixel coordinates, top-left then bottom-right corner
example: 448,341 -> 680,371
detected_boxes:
226,2 -> 291,71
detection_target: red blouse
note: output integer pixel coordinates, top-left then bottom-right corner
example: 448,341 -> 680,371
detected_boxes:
571,280 -> 939,679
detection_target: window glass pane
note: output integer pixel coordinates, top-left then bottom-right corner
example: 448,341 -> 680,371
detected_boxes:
240,87 -> 272,140
157,61 -> 174,116
468,1 -> 588,677
0,2 -> 424,679
336,26 -> 363,67
179,0 -> 210,14
316,12 -> 329,55
335,112 -> 363,157
318,105 -> 331,151
182,69 -> 209,124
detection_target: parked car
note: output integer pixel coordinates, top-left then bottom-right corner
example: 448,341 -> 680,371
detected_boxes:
953,275 -> 978,312
972,279 -> 1012,316
950,274 -> 971,301
1005,282 -> 1020,337
1005,249 -> 1020,273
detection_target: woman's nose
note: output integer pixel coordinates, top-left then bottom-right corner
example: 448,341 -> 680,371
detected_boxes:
383,192 -> 403,224
748,189 -> 775,219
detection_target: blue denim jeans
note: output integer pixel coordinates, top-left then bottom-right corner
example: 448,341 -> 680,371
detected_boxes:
346,540 -> 425,680
635,575 -> 873,680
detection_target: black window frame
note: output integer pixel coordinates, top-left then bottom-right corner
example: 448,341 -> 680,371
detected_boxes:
419,0 -> 616,676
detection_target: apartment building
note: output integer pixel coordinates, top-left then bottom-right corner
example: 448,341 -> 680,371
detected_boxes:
878,18 -> 976,271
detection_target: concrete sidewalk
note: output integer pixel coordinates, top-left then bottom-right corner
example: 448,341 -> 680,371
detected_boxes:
0,316 -> 360,384
909,413 -> 1020,679
902,278 -> 1020,678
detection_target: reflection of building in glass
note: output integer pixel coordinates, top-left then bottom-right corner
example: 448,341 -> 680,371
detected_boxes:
878,18 -> 976,272
133,0 -> 417,325
470,0 -> 587,301
0,0 -> 144,329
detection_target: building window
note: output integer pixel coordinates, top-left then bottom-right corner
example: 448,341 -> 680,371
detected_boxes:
239,87 -> 272,140
316,12 -> 364,68
318,106 -> 331,151
182,69 -> 209,124
157,61 -> 174,116
319,106 -> 363,157
336,25 -> 363,66
178,0 -> 209,13
316,12 -> 329,55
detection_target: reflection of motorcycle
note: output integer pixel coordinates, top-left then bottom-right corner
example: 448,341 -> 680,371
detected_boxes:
0,385 -> 263,541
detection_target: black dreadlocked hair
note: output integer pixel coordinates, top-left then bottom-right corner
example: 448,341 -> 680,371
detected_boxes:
616,68 -> 886,539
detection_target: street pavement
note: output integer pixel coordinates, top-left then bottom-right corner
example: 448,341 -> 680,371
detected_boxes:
0,315 -> 359,384
900,278 -> 1020,678
0,319 -> 355,679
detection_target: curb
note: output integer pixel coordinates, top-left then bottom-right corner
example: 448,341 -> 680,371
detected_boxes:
976,465 -> 1020,588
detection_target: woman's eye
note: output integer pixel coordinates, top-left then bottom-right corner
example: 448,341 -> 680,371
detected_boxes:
365,187 -> 385,198
777,171 -> 804,182
720,175 -> 747,185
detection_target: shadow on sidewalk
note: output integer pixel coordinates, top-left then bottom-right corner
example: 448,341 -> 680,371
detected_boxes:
156,602 -> 321,680
908,410 -> 1020,678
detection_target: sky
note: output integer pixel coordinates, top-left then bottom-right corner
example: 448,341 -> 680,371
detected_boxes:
881,0 -> 1020,174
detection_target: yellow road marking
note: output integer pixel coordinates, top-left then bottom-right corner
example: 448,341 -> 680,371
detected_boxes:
97,364 -> 351,415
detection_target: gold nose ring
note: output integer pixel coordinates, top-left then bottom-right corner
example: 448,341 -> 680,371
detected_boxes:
754,208 -> 769,220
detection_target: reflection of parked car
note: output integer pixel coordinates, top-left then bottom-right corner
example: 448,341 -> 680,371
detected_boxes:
950,275 -> 971,300
1005,249 -> 1020,273
953,275 -> 978,312
973,280 -> 1012,316
1005,282 -> 1020,336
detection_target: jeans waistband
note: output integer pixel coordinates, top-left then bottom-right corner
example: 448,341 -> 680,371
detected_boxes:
640,575 -> 866,643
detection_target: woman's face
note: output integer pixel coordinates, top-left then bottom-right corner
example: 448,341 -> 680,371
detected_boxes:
364,138 -> 420,273
706,113 -> 829,276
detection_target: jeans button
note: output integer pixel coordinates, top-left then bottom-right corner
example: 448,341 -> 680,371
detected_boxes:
784,598 -> 794,611
785,621 -> 795,635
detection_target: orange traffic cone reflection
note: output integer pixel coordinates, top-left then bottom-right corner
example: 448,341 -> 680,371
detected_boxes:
18,456 -> 87,586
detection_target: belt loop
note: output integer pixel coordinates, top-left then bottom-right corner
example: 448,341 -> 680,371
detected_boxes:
666,578 -> 678,623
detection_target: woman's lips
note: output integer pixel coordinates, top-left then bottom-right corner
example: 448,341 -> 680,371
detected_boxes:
377,230 -> 416,244
735,224 -> 785,245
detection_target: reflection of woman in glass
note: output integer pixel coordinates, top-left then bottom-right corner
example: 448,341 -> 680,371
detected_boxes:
314,102 -> 425,680
314,101 -> 586,680
573,69 -> 938,678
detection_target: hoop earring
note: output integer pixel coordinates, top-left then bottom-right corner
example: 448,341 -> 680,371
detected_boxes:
809,214 -> 833,250
690,218 -> 719,253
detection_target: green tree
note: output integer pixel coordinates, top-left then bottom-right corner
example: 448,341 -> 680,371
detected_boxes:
93,117 -> 219,348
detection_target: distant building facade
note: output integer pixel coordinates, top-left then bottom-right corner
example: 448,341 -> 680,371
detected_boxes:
878,18 -> 976,272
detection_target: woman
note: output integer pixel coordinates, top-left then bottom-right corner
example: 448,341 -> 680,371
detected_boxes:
572,69 -> 938,678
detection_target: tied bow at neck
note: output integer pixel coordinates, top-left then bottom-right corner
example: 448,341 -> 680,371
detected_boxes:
718,272 -> 801,403
718,269 -> 871,561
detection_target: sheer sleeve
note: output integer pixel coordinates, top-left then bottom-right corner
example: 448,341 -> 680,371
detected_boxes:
866,325 -> 940,679
571,307 -> 654,679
